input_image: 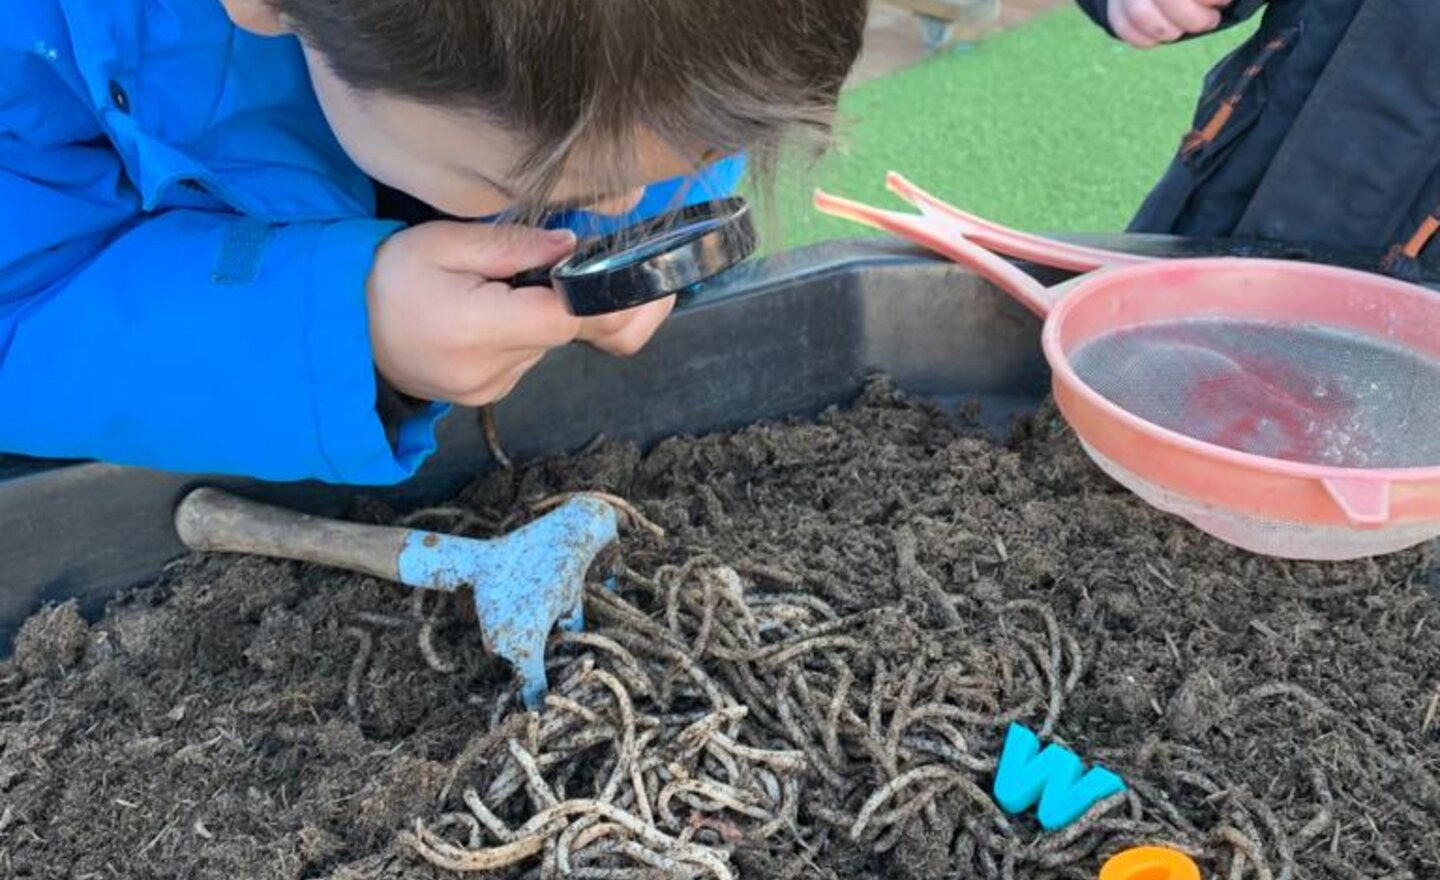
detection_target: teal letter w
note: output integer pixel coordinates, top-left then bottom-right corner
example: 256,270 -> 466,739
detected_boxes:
992,723 -> 1127,830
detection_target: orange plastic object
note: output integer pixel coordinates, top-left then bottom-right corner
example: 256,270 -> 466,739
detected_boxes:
814,173 -> 1440,560
1098,846 -> 1201,880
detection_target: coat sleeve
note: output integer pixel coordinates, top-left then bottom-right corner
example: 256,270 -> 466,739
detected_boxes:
1074,0 -> 1273,39
0,135 -> 447,485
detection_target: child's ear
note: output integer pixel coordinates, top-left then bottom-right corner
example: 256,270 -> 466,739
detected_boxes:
219,0 -> 288,36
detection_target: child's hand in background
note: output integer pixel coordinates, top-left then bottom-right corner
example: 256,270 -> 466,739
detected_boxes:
367,223 -> 583,407
1107,0 -> 1229,48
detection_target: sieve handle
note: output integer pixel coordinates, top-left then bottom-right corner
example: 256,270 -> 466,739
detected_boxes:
1321,477 -> 1392,528
883,173 -> 1154,274
815,188 -> 1068,318
815,174 -> 1162,317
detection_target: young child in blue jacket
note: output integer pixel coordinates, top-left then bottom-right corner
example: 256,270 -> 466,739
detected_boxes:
0,0 -> 866,484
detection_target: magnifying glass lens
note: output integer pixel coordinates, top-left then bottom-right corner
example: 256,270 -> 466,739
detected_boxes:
575,217 -> 729,274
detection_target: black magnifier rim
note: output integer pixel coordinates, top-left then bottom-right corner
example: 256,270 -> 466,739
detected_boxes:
547,198 -> 756,317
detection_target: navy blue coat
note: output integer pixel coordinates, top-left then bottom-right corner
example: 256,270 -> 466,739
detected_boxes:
1076,0 -> 1440,278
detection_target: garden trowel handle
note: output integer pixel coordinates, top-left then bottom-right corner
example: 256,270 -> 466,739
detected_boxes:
175,487 -> 407,582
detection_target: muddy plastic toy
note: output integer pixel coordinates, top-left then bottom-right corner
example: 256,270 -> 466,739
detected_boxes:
1100,846 -> 1201,880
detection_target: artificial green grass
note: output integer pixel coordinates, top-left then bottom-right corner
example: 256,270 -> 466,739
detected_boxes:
771,6 -> 1254,249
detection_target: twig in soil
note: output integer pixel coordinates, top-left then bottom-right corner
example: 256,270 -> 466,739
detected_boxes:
1029,793 -> 1128,855
1293,768 -> 1334,849
675,706 -> 749,749
1216,824 -> 1273,880
576,432 -> 610,457
869,782 -> 951,853
884,656 -> 927,778
343,627 -> 373,726
690,572 -> 720,660
463,788 -> 516,842
907,700 -> 1035,730
823,662 -> 853,767
1126,778 -> 1202,839
730,561 -> 803,587
659,777 -> 773,823
554,814 -> 604,874
702,732 -> 806,773
507,740 -> 561,809
1003,601 -> 1067,737
745,591 -> 840,622
584,669 -> 638,803
1422,686 -> 1440,737
748,610 -> 881,662
433,812 -> 483,849
440,712 -> 529,802
893,526 -> 963,628
556,632 -> 657,699
1062,633 -> 1085,695
351,612 -> 408,629
1235,789 -> 1293,880
544,801 -> 734,877
1317,853 -> 1382,880
481,406 -> 513,470
583,836 -> 707,878
137,817 -> 178,858
851,764 -> 987,841
402,817 -> 561,872
533,492 -> 665,538
546,693 -> 603,725
413,591 -> 458,674
899,735 -> 993,774
756,635 -> 867,669
396,505 -> 490,534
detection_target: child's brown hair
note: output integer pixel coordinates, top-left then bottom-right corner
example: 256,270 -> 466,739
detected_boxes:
277,0 -> 868,210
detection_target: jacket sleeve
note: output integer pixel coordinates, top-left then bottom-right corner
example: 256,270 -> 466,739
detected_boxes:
0,137 -> 447,485
1075,0 -> 1273,39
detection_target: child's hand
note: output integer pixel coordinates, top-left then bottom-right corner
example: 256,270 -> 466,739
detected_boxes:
367,222 -> 583,406
576,298 -> 678,357
1107,0 -> 1229,48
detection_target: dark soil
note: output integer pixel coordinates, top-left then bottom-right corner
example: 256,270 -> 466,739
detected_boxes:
2,382 -> 1437,879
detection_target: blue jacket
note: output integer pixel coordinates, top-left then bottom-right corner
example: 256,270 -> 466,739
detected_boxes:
0,0 -> 743,484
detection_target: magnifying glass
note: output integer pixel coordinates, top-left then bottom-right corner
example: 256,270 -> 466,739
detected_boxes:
509,198 -> 757,316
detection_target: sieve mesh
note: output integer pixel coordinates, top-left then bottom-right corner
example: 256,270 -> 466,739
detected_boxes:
1079,441 -> 1440,560
1070,318 -> 1440,469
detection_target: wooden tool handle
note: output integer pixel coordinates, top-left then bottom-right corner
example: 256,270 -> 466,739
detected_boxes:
175,487 -> 407,582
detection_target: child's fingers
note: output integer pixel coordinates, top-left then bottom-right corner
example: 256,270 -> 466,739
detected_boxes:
426,221 -> 578,280
1108,0 -> 1168,48
493,353 -> 547,400
1125,0 -> 1185,42
453,352 -> 547,407
577,297 -> 676,357
467,281 -> 583,351
1155,0 -> 1223,33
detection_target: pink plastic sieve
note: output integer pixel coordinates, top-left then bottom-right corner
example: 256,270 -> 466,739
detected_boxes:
816,174 -> 1440,560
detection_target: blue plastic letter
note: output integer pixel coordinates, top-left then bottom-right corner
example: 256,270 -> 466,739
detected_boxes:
992,723 -> 1127,830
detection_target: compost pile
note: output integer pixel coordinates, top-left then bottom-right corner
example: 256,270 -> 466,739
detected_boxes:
2,382 -> 1438,880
